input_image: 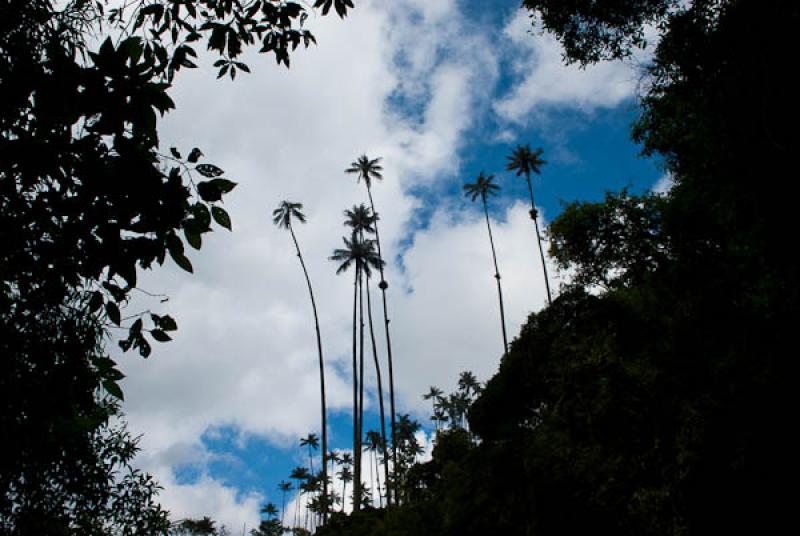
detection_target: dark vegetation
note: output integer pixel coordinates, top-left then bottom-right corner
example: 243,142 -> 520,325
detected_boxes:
1,0 -> 350,534
312,0 -> 799,534
2,0 -> 796,534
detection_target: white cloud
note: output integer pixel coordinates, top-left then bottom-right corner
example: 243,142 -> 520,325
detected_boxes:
494,9 -> 647,123
115,0 -> 508,526
652,172 -> 675,194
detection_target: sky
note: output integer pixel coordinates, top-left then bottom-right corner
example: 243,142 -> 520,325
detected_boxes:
113,0 -> 664,530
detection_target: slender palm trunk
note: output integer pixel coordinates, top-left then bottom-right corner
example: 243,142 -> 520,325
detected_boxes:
482,197 -> 509,354
351,265 -> 359,513
373,448 -> 383,508
366,278 -> 390,507
281,491 -> 286,526
525,175 -> 552,305
366,186 -> 396,506
289,225 -> 328,520
293,488 -> 299,528
355,263 -> 365,511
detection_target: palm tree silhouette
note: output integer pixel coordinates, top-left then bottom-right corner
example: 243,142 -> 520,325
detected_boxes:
299,433 -> 320,481
337,461 -> 353,512
272,201 -> 329,520
458,370 -> 481,398
423,386 -> 444,433
277,480 -> 293,525
464,172 -> 509,355
289,466 -> 310,528
364,430 -> 385,507
330,234 -> 383,511
343,204 -> 391,506
261,502 -> 279,520
346,154 -> 398,504
507,144 -> 553,305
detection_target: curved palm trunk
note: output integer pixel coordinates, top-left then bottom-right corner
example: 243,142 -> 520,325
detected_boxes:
288,225 -> 328,521
525,175 -> 553,305
351,265 -> 359,513
366,278 -> 390,507
481,197 -> 509,354
365,186 -> 396,506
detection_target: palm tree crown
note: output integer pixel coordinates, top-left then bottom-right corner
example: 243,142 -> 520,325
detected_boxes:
344,204 -> 378,237
272,200 -> 306,229
463,171 -> 500,203
345,155 -> 383,188
330,236 -> 384,277
506,144 -> 553,305
506,144 -> 546,179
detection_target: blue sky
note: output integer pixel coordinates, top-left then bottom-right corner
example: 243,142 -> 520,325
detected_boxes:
115,0 -> 663,529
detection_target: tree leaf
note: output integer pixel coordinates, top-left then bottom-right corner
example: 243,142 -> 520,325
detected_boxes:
160,315 -> 178,331
212,206 -> 232,230
103,380 -> 125,401
169,249 -> 193,273
188,147 -> 203,163
150,329 -> 172,342
209,178 -> 237,193
184,228 -> 202,249
89,291 -> 104,313
105,302 -> 121,325
196,181 -> 222,202
195,164 -> 224,177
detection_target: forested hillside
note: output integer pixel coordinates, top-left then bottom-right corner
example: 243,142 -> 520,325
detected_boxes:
316,0 -> 798,534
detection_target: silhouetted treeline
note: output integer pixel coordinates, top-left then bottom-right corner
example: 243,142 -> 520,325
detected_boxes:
316,0 -> 799,534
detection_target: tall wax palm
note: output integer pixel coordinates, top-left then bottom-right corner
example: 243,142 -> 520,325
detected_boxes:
260,503 -> 279,520
330,235 -> 383,512
338,452 -> 354,510
464,172 -> 509,355
344,204 -> 391,506
272,201 -> 329,519
364,430 -> 385,507
277,480 -> 293,525
299,433 -> 320,475
458,370 -> 481,399
506,144 -> 553,305
289,466 -> 310,528
423,386 -> 444,432
364,271 -> 391,501
346,154 -> 398,503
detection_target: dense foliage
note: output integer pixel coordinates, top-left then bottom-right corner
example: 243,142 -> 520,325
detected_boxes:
317,0 -> 797,534
1,1 -> 351,533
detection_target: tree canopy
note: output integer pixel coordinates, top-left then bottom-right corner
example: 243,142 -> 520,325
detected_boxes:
1,0 -> 351,533
316,0 -> 798,534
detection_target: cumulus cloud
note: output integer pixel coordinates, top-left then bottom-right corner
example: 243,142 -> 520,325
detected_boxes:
494,9 -> 647,123
115,0 -> 510,525
652,172 -> 675,194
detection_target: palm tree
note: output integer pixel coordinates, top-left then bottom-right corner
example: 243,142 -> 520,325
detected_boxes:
327,450 -> 341,484
337,463 -> 353,513
423,386 -> 444,433
299,433 -> 320,475
272,201 -> 329,520
330,235 -> 383,512
506,144 -> 552,305
346,155 -> 398,504
343,204 -> 390,506
364,430 -> 385,507
458,370 -> 481,399
278,480 -> 293,525
261,502 -> 279,520
464,172 -> 509,355
289,466 -> 310,528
